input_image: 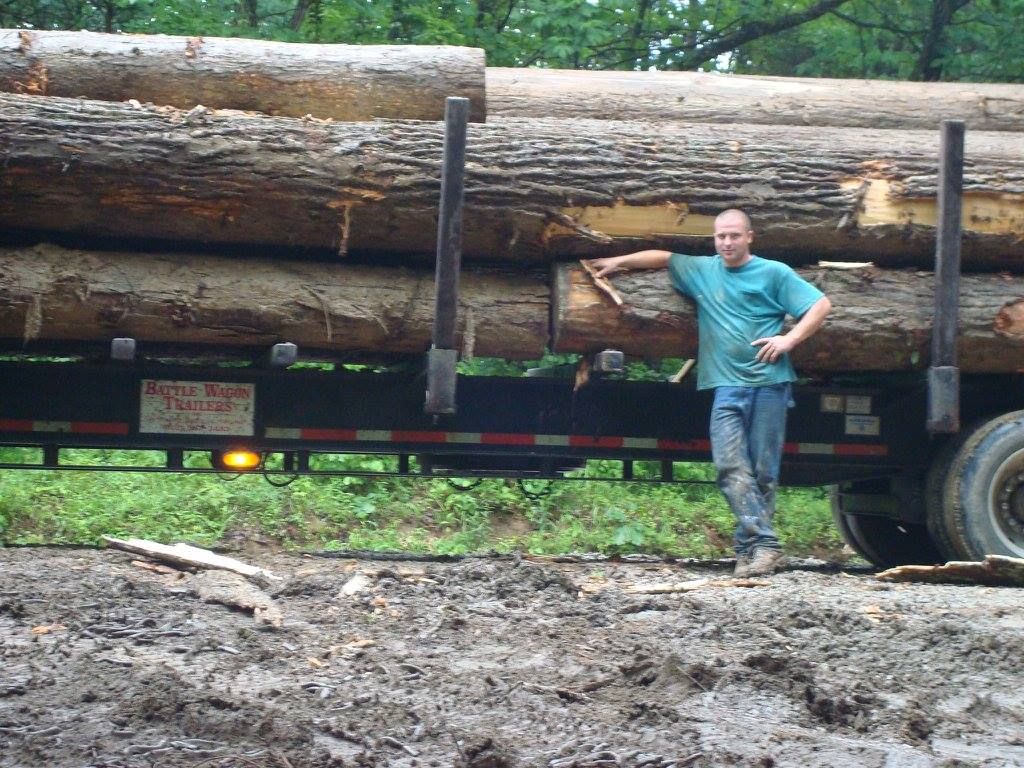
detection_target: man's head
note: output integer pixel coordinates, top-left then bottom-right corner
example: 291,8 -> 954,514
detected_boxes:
714,209 -> 753,268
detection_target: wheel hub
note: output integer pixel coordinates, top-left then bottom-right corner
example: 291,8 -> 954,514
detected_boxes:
995,471 -> 1024,537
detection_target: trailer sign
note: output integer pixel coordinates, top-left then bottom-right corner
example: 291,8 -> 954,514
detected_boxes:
139,380 -> 255,436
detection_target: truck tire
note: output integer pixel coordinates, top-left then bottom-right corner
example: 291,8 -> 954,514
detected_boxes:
941,410 -> 1024,559
925,430 -> 974,561
830,486 -> 944,568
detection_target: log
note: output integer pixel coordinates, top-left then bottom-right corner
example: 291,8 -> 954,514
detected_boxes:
487,68 -> 1024,132
552,262 -> 1024,373
0,29 -> 485,122
2,94 -> 1023,267
0,244 -> 549,359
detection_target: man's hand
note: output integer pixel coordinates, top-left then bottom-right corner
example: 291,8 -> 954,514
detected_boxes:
751,334 -> 797,363
587,257 -> 624,278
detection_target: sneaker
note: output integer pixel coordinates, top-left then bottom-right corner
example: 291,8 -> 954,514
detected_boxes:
746,548 -> 787,577
733,552 -> 752,578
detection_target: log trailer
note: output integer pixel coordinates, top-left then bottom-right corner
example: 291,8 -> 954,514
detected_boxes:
2,102 -> 1023,570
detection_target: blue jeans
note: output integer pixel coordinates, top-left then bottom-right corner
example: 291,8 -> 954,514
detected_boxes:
710,384 -> 792,556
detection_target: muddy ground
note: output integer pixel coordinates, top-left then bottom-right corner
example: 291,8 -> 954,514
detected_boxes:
1,547 -> 1022,768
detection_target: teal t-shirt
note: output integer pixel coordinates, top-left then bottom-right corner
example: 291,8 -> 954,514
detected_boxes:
669,254 -> 824,390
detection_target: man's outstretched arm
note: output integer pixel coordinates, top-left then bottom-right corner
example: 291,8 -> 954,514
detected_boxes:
588,250 -> 673,277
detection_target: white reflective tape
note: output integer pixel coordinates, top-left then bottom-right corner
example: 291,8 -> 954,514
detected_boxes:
622,437 -> 659,449
447,432 -> 482,444
265,427 -> 301,439
356,430 -> 392,442
797,443 -> 834,455
535,434 -> 571,446
34,421 -> 72,432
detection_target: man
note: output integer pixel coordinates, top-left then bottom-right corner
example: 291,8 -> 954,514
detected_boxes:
589,209 -> 831,577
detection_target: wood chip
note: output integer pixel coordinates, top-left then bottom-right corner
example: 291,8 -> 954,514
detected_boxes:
30,624 -> 66,635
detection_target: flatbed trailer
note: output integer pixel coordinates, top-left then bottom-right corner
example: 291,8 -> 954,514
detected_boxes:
2,358 -> 1024,567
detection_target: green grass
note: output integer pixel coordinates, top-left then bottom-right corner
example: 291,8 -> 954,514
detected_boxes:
0,447 -> 843,558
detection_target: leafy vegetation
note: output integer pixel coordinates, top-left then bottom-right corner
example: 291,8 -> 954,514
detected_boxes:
3,0 -> 1020,81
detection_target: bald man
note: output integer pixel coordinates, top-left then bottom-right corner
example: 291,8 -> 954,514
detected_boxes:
589,209 -> 831,577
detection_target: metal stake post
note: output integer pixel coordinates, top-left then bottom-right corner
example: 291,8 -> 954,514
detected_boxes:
425,96 -> 469,416
927,119 -> 965,434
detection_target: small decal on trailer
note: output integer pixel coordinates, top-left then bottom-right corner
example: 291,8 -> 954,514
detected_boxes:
845,395 -> 873,415
845,415 -> 880,437
820,394 -> 844,413
139,380 -> 255,436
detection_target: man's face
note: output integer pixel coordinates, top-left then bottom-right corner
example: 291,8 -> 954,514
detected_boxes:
714,214 -> 754,267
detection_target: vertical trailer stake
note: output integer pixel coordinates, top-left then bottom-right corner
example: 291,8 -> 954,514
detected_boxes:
927,119 -> 965,434
425,96 -> 469,416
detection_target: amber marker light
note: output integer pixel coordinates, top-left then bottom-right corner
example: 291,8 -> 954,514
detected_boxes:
213,449 -> 262,471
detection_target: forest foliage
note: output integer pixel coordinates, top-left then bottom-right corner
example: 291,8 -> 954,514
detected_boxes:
3,0 -> 1021,82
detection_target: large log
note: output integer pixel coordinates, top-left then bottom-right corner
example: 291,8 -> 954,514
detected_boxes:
0,244 -> 548,359
552,262 -> 1024,373
487,68 -> 1024,132
0,29 -> 485,122
2,94 -> 1024,267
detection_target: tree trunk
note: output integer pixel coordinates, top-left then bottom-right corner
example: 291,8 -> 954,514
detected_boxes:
552,263 -> 1024,374
0,244 -> 548,359
486,67 -> 1024,132
2,94 -> 1023,267
0,29 -> 485,122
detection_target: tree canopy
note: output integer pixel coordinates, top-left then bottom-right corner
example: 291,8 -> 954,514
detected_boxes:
2,0 -> 1021,81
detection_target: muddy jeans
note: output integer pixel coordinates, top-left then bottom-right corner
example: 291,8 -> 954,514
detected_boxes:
710,383 -> 792,556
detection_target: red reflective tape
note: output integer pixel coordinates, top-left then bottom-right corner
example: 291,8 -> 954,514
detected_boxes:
657,438 -> 711,451
834,443 -> 889,457
0,419 -> 33,432
482,433 -> 536,446
72,421 -> 129,435
782,442 -> 800,454
391,430 -> 448,443
569,435 -> 624,448
300,428 -> 358,441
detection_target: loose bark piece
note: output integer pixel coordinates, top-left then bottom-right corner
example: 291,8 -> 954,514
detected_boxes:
0,244 -> 548,359
580,260 -> 623,306
552,262 -> 1024,373
102,536 -> 279,583
487,67 -> 1024,132
190,570 -> 283,627
0,29 -> 485,122
876,555 -> 1024,586
625,578 -> 769,594
2,94 -> 1023,267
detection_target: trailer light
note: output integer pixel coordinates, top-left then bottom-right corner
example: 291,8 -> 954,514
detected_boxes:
213,449 -> 261,471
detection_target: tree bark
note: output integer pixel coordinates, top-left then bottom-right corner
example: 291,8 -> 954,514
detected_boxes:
552,262 -> 1024,374
2,94 -> 1023,267
0,244 -> 548,359
0,29 -> 485,122
486,67 -> 1024,132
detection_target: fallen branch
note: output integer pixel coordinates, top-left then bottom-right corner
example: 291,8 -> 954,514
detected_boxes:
103,536 -> 280,585
875,555 -> 1024,587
